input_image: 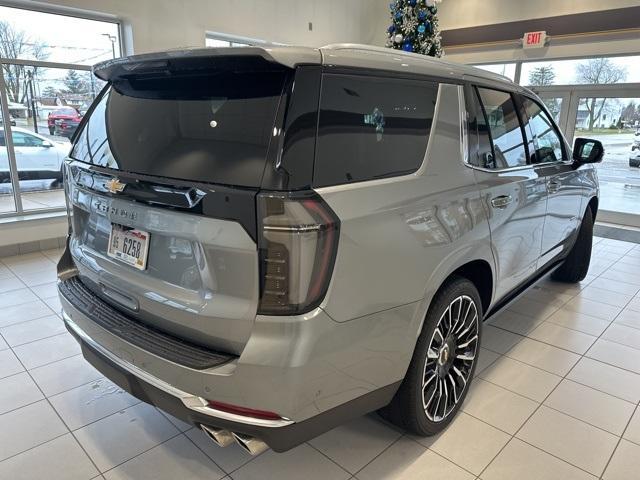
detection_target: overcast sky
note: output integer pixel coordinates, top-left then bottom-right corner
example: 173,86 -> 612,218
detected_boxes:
0,5 -> 120,65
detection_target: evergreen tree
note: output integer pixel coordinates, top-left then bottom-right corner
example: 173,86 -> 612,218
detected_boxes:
42,86 -> 58,97
63,69 -> 88,94
385,0 -> 443,57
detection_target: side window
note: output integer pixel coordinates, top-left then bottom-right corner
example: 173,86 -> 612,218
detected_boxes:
476,88 -> 528,169
11,132 -> 29,147
520,96 -> 565,163
12,131 -> 44,147
314,74 -> 438,187
469,87 -> 495,168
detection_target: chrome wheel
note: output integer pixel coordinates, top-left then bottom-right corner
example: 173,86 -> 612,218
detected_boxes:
422,295 -> 479,422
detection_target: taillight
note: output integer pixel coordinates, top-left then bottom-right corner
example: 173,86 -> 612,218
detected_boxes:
257,191 -> 340,315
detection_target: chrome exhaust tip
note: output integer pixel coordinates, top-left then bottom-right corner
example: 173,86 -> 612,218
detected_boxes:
231,432 -> 269,455
201,425 -> 235,447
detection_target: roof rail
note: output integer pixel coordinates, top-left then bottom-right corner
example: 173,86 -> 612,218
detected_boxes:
320,43 -> 514,84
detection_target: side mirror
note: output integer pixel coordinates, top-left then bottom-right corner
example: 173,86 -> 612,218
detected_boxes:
573,138 -> 604,166
41,141 -> 53,148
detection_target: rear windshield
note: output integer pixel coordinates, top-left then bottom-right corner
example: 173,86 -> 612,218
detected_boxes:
53,108 -> 78,116
70,69 -> 287,187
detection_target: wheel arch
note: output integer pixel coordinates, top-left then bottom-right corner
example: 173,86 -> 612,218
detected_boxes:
417,251 -> 495,338
447,260 -> 493,316
587,196 -> 598,221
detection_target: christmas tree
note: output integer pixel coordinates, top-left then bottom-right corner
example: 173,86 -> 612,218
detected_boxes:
385,0 -> 443,57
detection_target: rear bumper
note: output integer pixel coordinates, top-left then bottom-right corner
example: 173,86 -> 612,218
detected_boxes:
63,312 -> 399,452
59,271 -> 415,450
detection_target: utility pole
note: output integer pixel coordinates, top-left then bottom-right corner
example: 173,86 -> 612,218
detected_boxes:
102,34 -> 117,59
26,70 -> 38,134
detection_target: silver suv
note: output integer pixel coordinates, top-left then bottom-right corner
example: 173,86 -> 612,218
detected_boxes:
57,44 -> 602,455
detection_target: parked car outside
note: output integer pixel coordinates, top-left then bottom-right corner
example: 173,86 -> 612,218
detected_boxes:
0,114 -> 17,126
0,126 -> 69,183
54,117 -> 82,139
57,45 -> 602,455
47,107 -> 81,135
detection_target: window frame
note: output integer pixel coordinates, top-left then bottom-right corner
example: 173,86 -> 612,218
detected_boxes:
470,85 -> 532,172
0,3 -> 124,218
515,93 -> 570,165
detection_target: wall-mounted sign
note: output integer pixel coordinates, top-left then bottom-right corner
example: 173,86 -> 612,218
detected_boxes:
523,31 -> 547,49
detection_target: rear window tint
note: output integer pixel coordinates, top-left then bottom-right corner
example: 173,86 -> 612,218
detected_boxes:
70,69 -> 287,188
314,74 -> 438,187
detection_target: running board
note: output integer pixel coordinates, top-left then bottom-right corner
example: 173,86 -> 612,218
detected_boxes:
484,258 -> 564,322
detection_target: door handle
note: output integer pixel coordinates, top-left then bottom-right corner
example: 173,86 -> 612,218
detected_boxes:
491,195 -> 513,209
547,180 -> 561,193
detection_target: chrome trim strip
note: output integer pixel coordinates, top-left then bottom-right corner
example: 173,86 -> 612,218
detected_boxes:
63,312 -> 294,428
458,85 -> 469,165
263,224 -> 323,232
464,159 -> 574,174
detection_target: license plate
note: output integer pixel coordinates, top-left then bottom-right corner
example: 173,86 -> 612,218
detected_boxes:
107,224 -> 150,270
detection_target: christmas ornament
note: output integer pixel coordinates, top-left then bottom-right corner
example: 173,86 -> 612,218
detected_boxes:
385,0 -> 443,57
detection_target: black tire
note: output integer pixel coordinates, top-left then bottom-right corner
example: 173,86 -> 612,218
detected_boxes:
51,168 -> 64,189
551,206 -> 593,283
381,276 -> 482,436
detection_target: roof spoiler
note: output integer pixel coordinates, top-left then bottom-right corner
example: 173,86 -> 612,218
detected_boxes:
93,46 -> 321,82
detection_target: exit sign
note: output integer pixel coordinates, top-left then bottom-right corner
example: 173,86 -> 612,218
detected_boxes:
523,31 -> 547,49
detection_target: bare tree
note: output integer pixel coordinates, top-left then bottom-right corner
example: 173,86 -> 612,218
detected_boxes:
0,20 -> 49,104
528,65 -> 556,87
620,101 -> 640,127
576,58 -> 627,131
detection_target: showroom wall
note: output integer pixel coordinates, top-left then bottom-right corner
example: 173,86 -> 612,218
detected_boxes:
435,0 -> 640,63
436,0 -> 640,30
14,0 -> 389,53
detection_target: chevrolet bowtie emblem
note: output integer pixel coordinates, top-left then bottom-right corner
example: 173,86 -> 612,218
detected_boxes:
105,178 -> 126,194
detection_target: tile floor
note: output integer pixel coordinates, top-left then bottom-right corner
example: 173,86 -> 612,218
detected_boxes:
1,236 -> 640,479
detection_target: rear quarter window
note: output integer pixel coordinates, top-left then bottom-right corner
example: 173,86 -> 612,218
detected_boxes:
314,74 -> 438,187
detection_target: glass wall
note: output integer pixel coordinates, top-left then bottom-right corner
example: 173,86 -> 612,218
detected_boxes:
540,97 -> 563,123
0,93 -> 16,213
471,62 -> 517,82
469,54 -> 640,224
0,5 -> 120,216
573,96 -> 640,216
521,56 -> 640,87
